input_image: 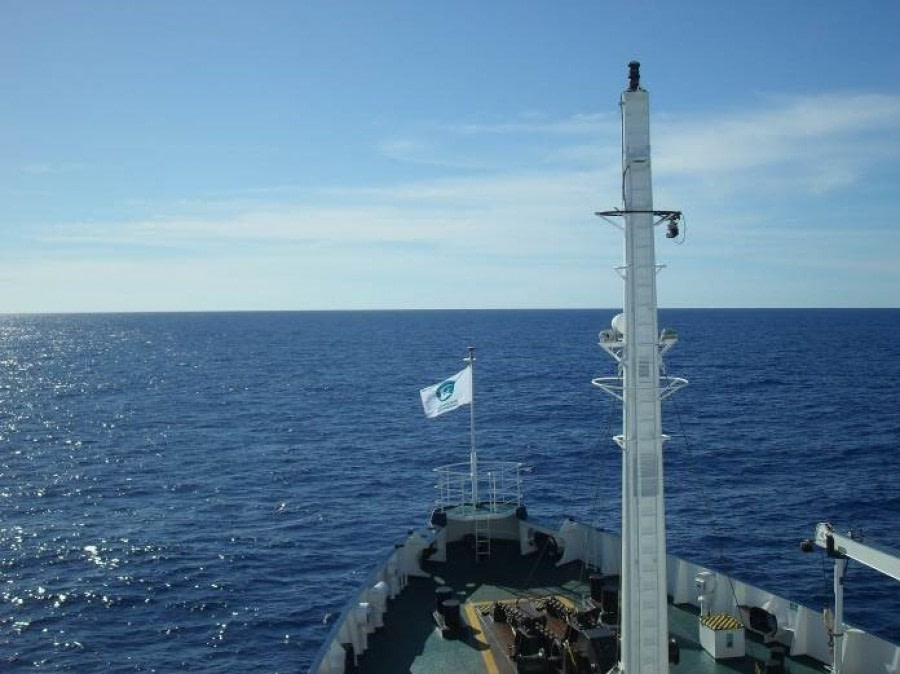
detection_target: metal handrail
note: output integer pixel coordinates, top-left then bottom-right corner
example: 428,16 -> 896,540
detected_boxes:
433,460 -> 524,513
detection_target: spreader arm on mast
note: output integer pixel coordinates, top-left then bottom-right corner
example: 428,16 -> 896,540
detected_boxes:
812,522 -> 900,581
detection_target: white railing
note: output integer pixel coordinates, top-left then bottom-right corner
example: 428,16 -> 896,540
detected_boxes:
433,460 -> 525,514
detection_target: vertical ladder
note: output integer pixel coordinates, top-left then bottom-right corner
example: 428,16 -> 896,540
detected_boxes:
474,515 -> 490,560
473,472 -> 494,560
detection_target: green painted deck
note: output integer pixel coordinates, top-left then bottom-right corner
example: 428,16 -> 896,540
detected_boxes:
355,540 -> 828,673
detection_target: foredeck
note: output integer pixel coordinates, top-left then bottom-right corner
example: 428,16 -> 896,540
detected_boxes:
355,540 -> 828,674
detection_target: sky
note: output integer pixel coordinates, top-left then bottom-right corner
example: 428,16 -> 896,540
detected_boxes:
2,1 -> 899,312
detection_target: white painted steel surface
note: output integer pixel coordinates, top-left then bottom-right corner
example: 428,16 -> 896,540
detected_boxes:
596,66 -> 673,674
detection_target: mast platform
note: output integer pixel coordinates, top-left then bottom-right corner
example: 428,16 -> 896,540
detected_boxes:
432,460 -> 526,521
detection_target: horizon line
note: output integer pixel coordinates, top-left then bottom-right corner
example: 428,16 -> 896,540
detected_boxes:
1,306 -> 898,317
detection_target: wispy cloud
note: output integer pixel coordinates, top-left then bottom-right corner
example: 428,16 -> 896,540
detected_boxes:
376,93 -> 900,201
655,92 -> 900,193
11,90 -> 900,311
444,111 -> 617,136
38,168 -> 604,262
35,91 -> 900,263
21,162 -> 88,175
376,138 -> 497,171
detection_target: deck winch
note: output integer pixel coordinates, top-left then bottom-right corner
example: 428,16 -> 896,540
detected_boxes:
477,596 -> 619,674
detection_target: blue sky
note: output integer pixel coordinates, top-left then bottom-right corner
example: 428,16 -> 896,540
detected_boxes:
2,1 -> 899,312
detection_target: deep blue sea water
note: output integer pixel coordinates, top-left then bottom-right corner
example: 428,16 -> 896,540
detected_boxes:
1,309 -> 898,672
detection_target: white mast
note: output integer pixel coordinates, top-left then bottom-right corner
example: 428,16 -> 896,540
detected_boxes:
595,61 -> 686,674
466,346 -> 478,507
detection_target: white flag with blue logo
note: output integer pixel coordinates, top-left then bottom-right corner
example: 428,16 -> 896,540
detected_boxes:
419,366 -> 472,419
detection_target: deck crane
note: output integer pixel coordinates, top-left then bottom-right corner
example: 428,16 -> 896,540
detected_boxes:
802,522 -> 900,674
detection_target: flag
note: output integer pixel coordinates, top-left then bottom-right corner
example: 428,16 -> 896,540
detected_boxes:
419,366 -> 472,419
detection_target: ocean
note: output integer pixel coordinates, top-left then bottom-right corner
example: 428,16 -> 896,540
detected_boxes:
1,309 -> 898,672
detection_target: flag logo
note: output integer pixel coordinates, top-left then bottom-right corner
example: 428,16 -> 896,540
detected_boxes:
436,381 -> 455,401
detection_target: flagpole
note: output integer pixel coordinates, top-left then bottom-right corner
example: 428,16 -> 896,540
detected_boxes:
466,346 -> 478,508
